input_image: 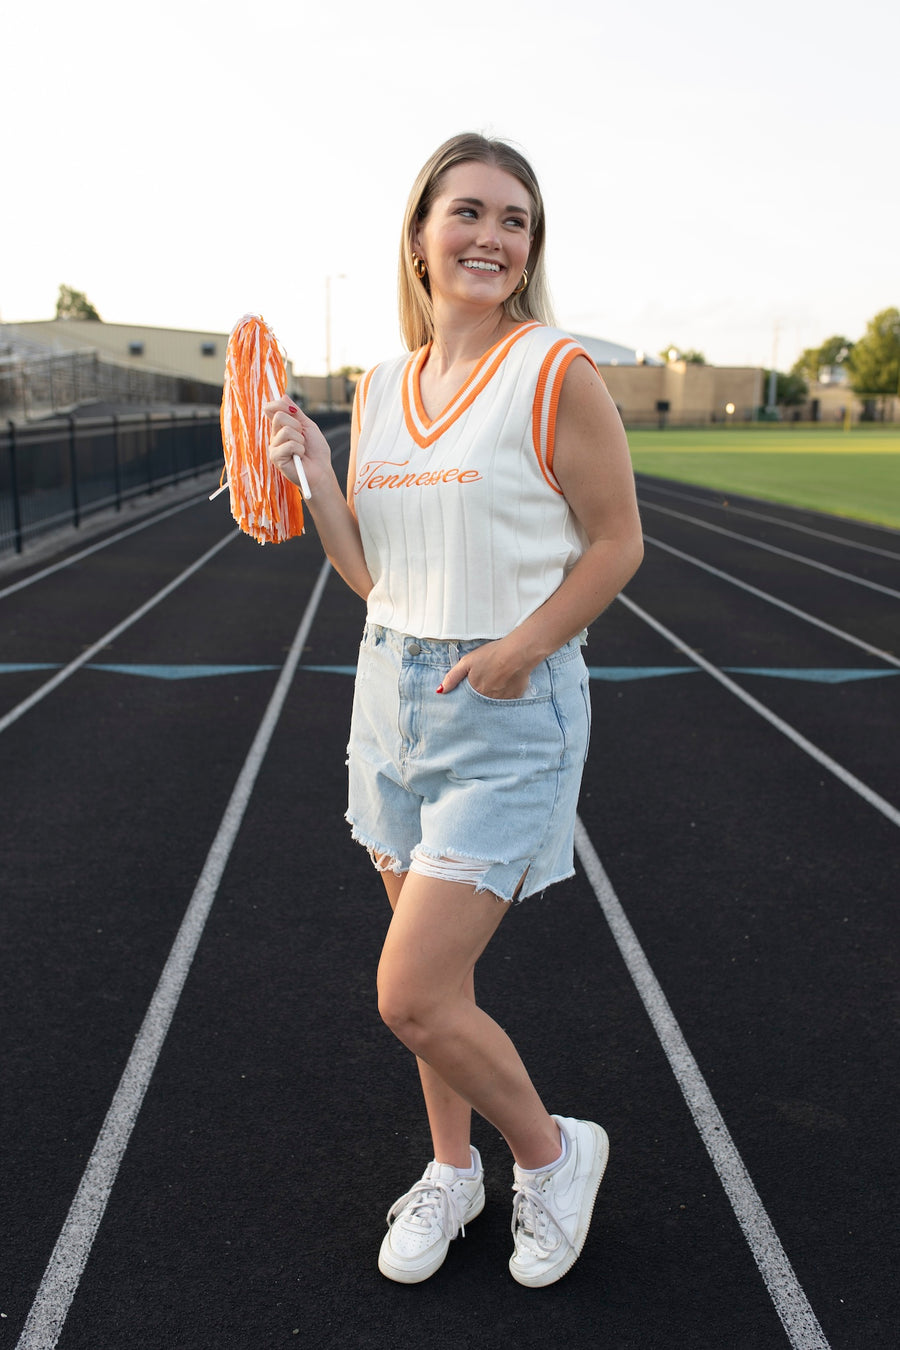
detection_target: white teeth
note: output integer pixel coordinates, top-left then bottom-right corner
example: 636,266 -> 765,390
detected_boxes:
462,260 -> 501,272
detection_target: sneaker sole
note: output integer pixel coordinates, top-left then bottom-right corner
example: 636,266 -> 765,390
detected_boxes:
509,1123 -> 609,1289
378,1188 -> 485,1284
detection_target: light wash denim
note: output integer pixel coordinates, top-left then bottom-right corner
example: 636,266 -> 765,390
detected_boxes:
345,622 -> 591,902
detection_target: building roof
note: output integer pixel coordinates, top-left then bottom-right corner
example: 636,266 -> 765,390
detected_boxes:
571,333 -> 663,367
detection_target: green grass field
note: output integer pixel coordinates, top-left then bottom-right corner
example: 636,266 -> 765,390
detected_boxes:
627,426 -> 900,529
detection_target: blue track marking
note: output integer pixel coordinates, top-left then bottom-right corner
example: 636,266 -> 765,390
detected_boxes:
89,664 -> 281,680
1,663 -> 897,683
0,664 -> 280,679
299,664 -> 361,676
0,663 -> 61,672
725,667 -> 900,683
588,665 -> 696,680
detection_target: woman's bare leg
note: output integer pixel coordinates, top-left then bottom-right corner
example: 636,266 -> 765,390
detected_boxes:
379,867 -> 474,1169
377,868 -> 561,1170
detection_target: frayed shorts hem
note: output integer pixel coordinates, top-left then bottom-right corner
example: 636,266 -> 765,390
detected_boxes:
346,815 -> 575,904
346,818 -> 407,876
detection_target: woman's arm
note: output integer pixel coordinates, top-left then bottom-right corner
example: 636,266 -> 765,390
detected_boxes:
439,358 -> 643,698
266,398 -> 373,600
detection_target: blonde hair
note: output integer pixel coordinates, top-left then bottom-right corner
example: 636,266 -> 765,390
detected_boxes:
398,133 -> 555,351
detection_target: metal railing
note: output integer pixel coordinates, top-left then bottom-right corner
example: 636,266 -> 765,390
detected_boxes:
0,346 -> 222,422
0,410 -> 224,556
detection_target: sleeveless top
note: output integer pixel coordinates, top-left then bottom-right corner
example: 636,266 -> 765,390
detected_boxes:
351,322 -> 593,640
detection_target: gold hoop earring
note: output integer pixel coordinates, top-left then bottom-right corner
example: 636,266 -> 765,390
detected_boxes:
412,254 -> 427,280
512,268 -> 529,295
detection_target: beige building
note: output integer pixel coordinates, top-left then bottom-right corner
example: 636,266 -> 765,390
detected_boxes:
4,319 -> 354,411
9,320 -> 235,387
7,319 -> 770,425
798,370 -> 898,425
599,359 -> 762,427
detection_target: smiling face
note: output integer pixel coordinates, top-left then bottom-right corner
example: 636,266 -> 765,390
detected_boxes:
413,160 -> 534,313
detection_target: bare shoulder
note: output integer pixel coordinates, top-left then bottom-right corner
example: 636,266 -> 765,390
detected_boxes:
558,355 -> 625,437
553,354 -> 631,492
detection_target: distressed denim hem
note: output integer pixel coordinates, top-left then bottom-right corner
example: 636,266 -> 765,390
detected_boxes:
515,864 -> 576,903
345,815 -> 407,876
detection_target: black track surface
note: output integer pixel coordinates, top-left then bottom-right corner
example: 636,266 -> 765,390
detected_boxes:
2,447 -> 897,1350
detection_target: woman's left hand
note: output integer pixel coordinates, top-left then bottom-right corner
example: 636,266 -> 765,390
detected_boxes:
437,639 -> 533,700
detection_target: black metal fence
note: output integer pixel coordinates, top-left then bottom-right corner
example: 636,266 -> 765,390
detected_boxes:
0,410 -> 224,556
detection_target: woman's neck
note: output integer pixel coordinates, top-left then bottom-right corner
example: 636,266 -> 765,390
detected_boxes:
426,302 -> 522,375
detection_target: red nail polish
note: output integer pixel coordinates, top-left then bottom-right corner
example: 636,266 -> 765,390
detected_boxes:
436,684 -> 444,694
288,403 -> 298,415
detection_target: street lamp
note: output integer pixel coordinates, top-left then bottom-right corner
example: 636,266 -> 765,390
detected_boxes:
325,273 -> 346,411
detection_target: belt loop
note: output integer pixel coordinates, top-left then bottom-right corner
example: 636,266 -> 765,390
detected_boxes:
450,642 -> 459,665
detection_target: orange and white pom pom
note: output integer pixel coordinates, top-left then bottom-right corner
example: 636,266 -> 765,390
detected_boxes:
214,314 -> 308,544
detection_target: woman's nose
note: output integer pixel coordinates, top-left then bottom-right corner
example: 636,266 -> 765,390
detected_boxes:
476,218 -> 501,247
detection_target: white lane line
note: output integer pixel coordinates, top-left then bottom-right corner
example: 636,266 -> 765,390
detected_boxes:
573,820 -> 832,1350
637,480 -> 900,561
0,533 -> 236,736
617,592 -> 900,829
643,534 -> 900,668
15,559 -> 333,1350
640,501 -> 900,599
0,488 -> 219,601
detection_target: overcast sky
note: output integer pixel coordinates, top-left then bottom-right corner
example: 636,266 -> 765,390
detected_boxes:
3,0 -> 896,375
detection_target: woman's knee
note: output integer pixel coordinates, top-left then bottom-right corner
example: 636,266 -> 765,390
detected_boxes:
377,962 -> 440,1050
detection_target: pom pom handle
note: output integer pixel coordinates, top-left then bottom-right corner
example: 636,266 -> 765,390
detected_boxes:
292,453 -> 312,501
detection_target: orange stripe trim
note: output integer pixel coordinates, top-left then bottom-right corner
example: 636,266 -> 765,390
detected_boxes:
532,342 -> 596,493
402,322 -> 541,449
402,347 -> 430,440
354,366 -> 376,436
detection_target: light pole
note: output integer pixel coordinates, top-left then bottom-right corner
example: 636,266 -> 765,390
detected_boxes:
325,273 -> 346,411
766,320 -> 780,419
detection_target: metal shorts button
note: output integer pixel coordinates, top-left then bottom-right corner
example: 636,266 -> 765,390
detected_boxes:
407,641 -> 421,656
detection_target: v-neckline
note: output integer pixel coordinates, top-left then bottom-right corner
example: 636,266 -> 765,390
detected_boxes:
402,322 -> 540,449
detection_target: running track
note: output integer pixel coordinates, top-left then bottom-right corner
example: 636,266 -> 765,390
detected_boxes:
1,426 -> 897,1349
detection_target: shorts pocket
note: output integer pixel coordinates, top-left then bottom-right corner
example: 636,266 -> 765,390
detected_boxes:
462,673 -> 552,707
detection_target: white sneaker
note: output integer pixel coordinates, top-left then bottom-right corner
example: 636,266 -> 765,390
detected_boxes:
378,1147 -> 485,1284
509,1116 -> 609,1287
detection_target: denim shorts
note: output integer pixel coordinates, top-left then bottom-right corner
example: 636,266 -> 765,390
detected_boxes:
345,622 -> 591,902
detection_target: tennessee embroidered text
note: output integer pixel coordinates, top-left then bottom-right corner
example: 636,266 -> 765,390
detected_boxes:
354,460 -> 484,493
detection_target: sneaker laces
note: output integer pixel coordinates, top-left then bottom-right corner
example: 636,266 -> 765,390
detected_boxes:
386,1174 -> 470,1241
511,1179 -> 575,1258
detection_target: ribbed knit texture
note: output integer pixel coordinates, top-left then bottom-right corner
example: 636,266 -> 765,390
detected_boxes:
353,324 -> 591,640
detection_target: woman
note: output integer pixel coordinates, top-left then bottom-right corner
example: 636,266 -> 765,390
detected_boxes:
266,133 -> 643,1287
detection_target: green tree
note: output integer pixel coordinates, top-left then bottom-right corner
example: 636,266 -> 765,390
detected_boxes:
848,307 -> 900,396
660,344 -> 706,365
56,285 -> 101,321
763,370 -> 808,407
791,335 -> 853,382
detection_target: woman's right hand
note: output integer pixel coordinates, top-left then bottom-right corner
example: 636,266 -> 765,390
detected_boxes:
264,397 -> 333,495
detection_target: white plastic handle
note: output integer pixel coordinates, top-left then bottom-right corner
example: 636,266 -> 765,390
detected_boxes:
293,453 -> 312,501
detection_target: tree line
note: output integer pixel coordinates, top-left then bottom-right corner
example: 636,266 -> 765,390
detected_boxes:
775,307 -> 900,408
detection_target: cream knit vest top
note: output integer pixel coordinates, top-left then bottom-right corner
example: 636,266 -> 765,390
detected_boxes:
352,322 -> 592,640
